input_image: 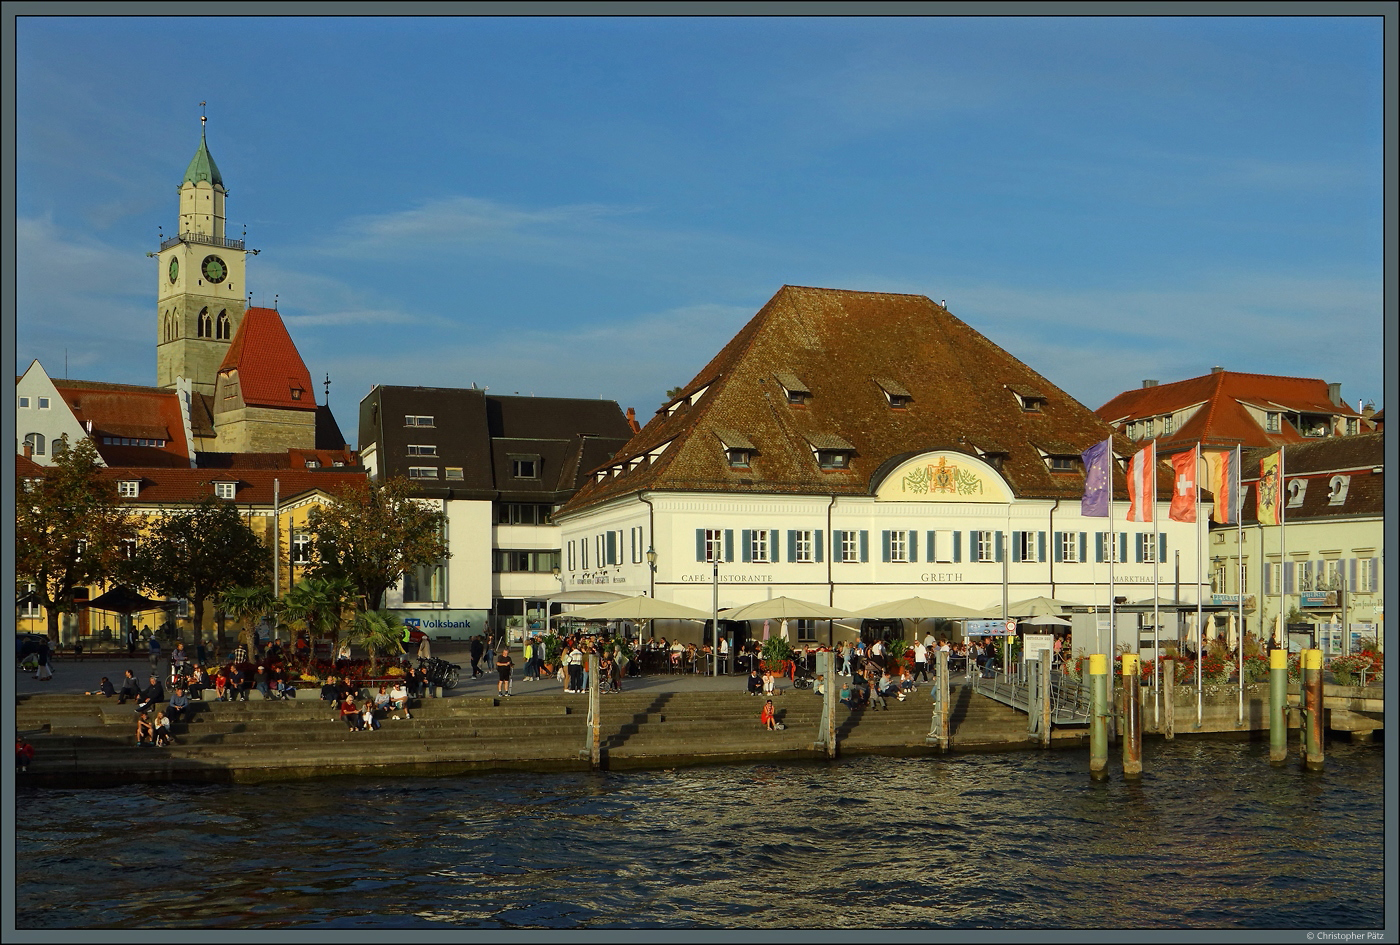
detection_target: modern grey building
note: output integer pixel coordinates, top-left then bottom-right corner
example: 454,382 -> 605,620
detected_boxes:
358,385 -> 635,638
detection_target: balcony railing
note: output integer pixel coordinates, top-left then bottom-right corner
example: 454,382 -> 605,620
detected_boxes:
159,232 -> 245,252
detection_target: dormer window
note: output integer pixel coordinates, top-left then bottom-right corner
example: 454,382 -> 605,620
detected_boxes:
775,371 -> 811,406
118,480 -> 140,498
1265,411 -> 1281,433
291,388 -> 303,401
805,433 -> 855,470
1327,475 -> 1350,506
714,427 -> 756,470
510,455 -> 539,479
1007,385 -> 1046,412
305,460 -> 320,469
214,481 -> 236,499
874,377 -> 912,409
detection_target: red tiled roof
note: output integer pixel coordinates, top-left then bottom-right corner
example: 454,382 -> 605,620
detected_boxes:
1096,371 -> 1362,454
560,285 -> 1126,514
195,448 -> 360,470
51,380 -> 192,464
17,455 -> 45,477
217,307 -> 317,412
96,465 -> 366,505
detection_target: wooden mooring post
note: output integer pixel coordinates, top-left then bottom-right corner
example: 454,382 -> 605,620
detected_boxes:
588,653 -> 601,769
1039,650 -> 1052,748
1268,647 -> 1288,764
1121,653 -> 1142,778
1162,658 -> 1176,740
926,647 -> 950,751
1301,648 -> 1324,771
815,650 -> 837,758
1089,654 -> 1108,779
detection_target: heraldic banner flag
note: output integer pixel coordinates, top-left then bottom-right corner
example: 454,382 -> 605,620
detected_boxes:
1204,448 -> 1240,524
1257,449 -> 1283,525
1126,442 -> 1155,522
1169,447 -> 1198,523
1080,438 -> 1112,517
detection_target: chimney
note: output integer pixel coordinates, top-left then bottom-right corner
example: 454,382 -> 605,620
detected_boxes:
625,407 -> 640,434
1142,380 -> 1158,388
1327,382 -> 1342,406
23,441 -> 33,459
1210,366 -> 1224,374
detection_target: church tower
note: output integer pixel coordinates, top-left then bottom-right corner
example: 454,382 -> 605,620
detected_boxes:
156,114 -> 249,396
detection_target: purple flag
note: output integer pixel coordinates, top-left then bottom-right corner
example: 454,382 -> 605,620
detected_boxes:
1080,438 -> 1112,518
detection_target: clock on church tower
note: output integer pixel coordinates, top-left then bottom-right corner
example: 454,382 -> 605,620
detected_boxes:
156,119 -> 252,397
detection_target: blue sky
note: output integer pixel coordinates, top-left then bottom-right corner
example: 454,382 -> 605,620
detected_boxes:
15,16 -> 1385,442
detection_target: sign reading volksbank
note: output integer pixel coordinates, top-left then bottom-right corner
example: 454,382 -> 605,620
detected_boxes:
388,609 -> 487,640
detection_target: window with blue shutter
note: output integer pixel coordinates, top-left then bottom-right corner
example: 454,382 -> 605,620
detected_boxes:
771,529 -> 780,562
1053,532 -> 1063,562
695,529 -> 705,562
1283,561 -> 1294,594
606,531 -> 616,566
860,530 -> 869,562
1135,533 -> 1144,563
1158,533 -> 1167,563
881,530 -> 891,563
741,530 -> 752,562
724,530 -> 734,563
1079,533 -> 1087,563
953,531 -> 962,563
815,530 -> 824,563
1118,533 -> 1128,563
1369,557 -> 1379,592
907,530 -> 917,563
1038,531 -> 1046,563
927,531 -> 936,561
1095,532 -> 1105,563
788,530 -> 798,563
995,531 -> 1004,563
831,530 -> 842,562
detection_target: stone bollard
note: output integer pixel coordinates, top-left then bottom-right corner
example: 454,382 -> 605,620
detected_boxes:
1268,647 -> 1288,764
1162,658 -> 1175,740
1089,654 -> 1108,780
1121,653 -> 1142,779
1301,648 -> 1324,772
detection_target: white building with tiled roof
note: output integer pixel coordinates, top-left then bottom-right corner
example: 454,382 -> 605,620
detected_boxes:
555,285 -> 1209,647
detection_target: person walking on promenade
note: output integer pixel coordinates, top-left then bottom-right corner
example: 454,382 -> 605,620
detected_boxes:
913,640 -> 929,682
148,634 -> 162,674
417,632 -> 432,662
761,699 -> 777,731
470,636 -> 485,678
496,646 -> 514,697
484,635 -> 497,676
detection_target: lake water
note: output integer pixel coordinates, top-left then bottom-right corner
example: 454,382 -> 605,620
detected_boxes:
14,738 -> 1385,930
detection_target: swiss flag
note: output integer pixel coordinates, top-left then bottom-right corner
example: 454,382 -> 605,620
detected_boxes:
1169,448 -> 1198,523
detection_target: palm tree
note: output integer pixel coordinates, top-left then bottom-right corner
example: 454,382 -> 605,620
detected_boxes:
220,585 -> 276,653
350,610 -> 407,674
281,575 -> 354,667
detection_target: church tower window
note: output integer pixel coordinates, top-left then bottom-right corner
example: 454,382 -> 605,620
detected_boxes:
216,310 -> 231,340
198,308 -> 212,338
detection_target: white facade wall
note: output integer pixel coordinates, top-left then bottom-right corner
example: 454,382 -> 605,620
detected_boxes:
446,498 -> 494,611
558,454 -> 1207,640
16,361 -> 93,466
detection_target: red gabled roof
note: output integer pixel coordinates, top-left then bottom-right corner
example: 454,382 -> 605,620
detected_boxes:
217,307 -> 317,412
50,379 -> 192,464
1096,371 -> 1362,454
17,454 -> 45,477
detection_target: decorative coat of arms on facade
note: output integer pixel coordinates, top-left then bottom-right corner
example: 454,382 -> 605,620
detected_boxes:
902,456 -> 984,496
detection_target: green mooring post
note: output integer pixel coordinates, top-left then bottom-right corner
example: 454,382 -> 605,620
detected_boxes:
1268,646 -> 1288,764
1089,653 -> 1108,780
1301,648 -> 1324,771
1121,653 -> 1142,778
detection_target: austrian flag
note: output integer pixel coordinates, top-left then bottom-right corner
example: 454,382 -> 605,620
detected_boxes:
1126,442 -> 1155,522
1169,448 -> 1199,523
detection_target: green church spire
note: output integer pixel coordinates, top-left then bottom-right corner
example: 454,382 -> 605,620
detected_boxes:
182,106 -> 223,187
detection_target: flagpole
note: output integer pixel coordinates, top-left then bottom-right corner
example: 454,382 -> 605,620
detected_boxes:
1151,441 -> 1161,729
1195,446 -> 1203,728
1236,444 -> 1244,725
1279,446 -> 1287,648
1108,437 -> 1117,741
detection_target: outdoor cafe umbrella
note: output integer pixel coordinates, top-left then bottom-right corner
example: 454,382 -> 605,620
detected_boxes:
1021,614 -> 1072,627
855,596 -> 987,621
564,595 -> 711,622
84,585 -> 176,615
1227,612 -> 1239,651
719,596 -> 849,622
991,596 -> 1077,618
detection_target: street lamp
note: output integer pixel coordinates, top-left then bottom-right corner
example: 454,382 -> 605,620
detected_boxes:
646,546 -> 658,573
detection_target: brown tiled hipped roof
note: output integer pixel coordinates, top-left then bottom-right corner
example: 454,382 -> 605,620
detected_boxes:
560,285 -> 1127,514
1236,432 -> 1384,524
51,379 -> 192,465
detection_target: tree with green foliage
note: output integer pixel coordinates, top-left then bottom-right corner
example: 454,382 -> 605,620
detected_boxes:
220,585 -> 277,650
281,575 -> 356,663
305,476 -> 449,611
126,496 -> 269,647
15,438 -> 136,640
350,610 -> 407,672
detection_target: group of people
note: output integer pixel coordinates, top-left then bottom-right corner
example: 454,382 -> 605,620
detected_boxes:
321,677 -> 413,731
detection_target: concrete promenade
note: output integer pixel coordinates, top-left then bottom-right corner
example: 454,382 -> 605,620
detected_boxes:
14,646 -> 1380,787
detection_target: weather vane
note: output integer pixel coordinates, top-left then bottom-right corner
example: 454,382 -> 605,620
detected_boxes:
324,373 -> 332,404
200,101 -> 207,129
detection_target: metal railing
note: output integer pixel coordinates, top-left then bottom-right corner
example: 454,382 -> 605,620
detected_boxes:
973,661 -> 1093,727
160,232 -> 245,252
